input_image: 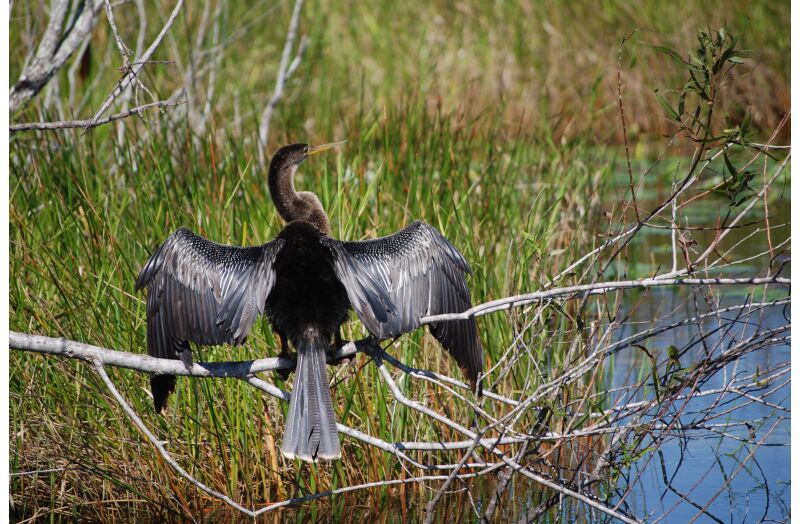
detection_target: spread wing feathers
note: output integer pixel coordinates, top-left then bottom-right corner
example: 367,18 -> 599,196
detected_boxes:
135,227 -> 285,361
329,220 -> 483,387
319,237 -> 396,335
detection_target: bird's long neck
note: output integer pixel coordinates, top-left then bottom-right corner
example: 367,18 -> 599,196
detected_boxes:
268,161 -> 301,221
268,159 -> 331,234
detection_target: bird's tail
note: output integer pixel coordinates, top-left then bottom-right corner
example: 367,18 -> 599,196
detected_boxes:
150,339 -> 193,413
151,375 -> 176,413
282,329 -> 340,461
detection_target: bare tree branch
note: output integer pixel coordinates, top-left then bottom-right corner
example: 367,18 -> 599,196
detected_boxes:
421,276 -> 789,324
8,330 -> 357,374
85,0 -> 184,131
10,99 -> 185,133
93,361 -> 261,516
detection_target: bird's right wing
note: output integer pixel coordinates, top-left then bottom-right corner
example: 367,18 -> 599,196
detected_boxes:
136,227 -> 284,363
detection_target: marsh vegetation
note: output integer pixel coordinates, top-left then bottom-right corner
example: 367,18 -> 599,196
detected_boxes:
9,1 -> 790,521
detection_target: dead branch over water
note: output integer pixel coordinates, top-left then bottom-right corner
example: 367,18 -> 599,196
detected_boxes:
10,271 -> 791,522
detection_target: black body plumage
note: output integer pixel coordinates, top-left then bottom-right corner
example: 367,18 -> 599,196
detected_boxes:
265,221 -> 351,344
136,142 -> 483,462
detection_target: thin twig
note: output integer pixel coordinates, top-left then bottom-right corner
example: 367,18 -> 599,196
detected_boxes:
257,0 -> 307,166
104,0 -> 131,67
617,31 -> 640,222
85,0 -> 184,131
93,362 -> 259,516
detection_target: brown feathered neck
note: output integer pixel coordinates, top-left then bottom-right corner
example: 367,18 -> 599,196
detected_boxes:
268,153 -> 331,235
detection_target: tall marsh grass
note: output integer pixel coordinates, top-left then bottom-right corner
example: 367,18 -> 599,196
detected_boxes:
10,1 -> 789,142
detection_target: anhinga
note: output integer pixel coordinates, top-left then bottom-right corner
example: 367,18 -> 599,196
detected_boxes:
136,142 -> 483,461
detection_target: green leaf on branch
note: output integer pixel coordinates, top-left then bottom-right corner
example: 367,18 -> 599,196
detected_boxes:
655,89 -> 679,121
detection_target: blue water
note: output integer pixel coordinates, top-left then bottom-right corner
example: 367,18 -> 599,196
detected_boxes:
610,289 -> 790,522
602,170 -> 791,522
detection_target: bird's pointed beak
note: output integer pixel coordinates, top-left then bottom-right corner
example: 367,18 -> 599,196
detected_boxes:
305,140 -> 347,157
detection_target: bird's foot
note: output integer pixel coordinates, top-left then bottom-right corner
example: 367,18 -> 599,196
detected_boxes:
355,335 -> 382,356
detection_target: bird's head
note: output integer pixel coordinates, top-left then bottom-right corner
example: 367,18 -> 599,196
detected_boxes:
271,141 -> 347,167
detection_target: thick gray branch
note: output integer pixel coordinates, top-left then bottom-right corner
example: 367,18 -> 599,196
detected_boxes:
10,0 -> 105,113
9,331 -> 358,375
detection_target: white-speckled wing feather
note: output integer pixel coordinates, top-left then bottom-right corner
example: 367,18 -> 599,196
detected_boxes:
327,221 -> 483,387
135,227 -> 284,362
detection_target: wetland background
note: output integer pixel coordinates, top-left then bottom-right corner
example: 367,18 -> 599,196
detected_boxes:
9,1 -> 790,521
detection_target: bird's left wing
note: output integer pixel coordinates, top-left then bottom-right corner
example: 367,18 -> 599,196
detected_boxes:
322,221 -> 483,390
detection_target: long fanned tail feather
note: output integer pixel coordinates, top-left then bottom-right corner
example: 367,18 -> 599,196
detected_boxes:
281,330 -> 340,461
